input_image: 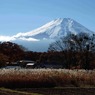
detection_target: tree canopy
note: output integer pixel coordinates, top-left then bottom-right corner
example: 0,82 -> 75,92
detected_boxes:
0,42 -> 25,63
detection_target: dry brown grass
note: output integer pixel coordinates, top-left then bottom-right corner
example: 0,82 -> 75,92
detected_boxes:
0,69 -> 95,88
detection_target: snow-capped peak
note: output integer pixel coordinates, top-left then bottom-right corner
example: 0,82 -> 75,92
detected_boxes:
0,18 -> 94,52
0,18 -> 94,42
14,18 -> 93,40
14,18 -> 64,38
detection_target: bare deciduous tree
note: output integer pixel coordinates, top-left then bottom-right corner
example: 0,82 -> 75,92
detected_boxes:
48,33 -> 95,52
48,32 -> 95,69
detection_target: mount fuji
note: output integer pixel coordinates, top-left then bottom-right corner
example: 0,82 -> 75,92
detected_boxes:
14,18 -> 93,40
0,18 -> 94,51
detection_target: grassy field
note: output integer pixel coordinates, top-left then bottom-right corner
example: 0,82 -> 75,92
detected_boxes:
16,87 -> 95,95
0,88 -> 42,95
1,87 -> 95,95
0,69 -> 95,95
0,69 -> 95,88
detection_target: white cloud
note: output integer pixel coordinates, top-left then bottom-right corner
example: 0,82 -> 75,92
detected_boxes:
0,34 -> 40,42
13,32 -> 25,38
19,37 -> 40,41
0,35 -> 39,42
0,35 -> 16,41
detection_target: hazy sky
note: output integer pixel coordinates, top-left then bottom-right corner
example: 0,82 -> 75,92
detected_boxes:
0,0 -> 95,36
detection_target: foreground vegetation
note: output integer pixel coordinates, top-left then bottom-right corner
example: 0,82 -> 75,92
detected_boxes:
16,87 -> 95,95
0,88 -> 42,95
0,69 -> 95,88
1,87 -> 95,95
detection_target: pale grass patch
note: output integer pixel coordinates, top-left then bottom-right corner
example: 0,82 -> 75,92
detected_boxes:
0,69 -> 95,88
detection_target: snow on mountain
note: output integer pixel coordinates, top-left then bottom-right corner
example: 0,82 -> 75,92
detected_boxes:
0,18 -> 94,51
14,18 -> 94,40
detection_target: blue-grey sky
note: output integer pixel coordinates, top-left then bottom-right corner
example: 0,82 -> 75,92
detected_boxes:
0,0 -> 95,36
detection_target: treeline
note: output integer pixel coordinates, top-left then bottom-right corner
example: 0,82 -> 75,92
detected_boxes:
0,42 -> 40,66
0,42 -> 95,69
0,33 -> 95,69
37,32 -> 95,69
37,51 -> 95,69
47,33 -> 95,70
0,42 -> 24,67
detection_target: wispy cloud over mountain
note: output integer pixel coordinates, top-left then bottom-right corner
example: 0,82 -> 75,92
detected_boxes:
18,37 -> 39,41
0,35 -> 39,42
0,35 -> 16,41
0,18 -> 93,42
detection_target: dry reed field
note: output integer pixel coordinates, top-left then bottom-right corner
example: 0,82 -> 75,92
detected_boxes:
0,69 -> 95,88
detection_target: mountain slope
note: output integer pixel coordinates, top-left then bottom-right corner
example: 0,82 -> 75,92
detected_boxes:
0,18 -> 94,51
14,18 -> 94,40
